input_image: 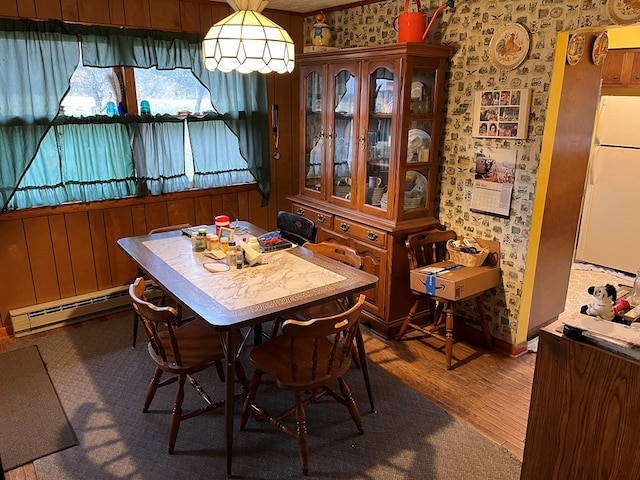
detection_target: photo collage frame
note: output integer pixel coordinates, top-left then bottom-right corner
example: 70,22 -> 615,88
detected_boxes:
472,88 -> 531,140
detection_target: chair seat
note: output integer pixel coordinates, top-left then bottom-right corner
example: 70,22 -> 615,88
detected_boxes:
250,336 -> 350,390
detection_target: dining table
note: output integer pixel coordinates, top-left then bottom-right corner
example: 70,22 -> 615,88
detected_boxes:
117,221 -> 378,476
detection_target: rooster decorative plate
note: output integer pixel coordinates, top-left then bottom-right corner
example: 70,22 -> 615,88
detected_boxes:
489,23 -> 530,71
607,0 -> 640,25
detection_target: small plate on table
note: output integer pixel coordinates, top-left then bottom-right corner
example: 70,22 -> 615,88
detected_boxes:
203,262 -> 230,273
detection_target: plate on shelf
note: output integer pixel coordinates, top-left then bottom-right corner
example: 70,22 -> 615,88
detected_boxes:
405,170 -> 427,210
407,129 -> 431,162
489,23 -> 530,71
566,33 -> 585,66
607,0 -> 640,25
592,32 -> 608,66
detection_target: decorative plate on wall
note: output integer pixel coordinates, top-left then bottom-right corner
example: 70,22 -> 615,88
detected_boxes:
592,32 -> 609,66
607,0 -> 640,25
566,33 -> 586,66
489,23 -> 530,71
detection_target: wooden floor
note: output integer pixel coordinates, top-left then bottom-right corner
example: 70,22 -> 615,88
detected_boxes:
1,316 -> 536,480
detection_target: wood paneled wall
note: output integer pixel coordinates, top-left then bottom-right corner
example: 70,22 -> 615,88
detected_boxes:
0,0 -> 304,331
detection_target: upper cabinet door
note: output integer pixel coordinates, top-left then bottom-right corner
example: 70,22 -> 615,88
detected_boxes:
301,65 -> 326,199
328,63 -> 360,208
362,62 -> 397,214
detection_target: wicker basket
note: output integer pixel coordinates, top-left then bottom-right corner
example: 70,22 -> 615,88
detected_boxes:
446,239 -> 490,267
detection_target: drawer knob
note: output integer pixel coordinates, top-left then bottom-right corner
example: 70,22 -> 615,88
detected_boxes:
317,214 -> 327,224
296,207 -> 305,216
367,231 -> 379,241
339,222 -> 350,232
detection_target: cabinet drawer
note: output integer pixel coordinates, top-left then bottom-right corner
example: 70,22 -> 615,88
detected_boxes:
333,216 -> 386,247
292,204 -> 333,229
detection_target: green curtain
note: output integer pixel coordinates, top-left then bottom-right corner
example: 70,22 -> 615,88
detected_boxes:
0,19 -> 80,212
188,119 -> 255,189
59,123 -> 136,202
129,120 -> 191,195
81,28 -> 271,204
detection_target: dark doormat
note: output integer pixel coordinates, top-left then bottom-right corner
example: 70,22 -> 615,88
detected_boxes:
0,346 -> 77,471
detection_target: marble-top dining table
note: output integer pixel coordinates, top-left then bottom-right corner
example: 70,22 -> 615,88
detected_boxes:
117,221 -> 378,476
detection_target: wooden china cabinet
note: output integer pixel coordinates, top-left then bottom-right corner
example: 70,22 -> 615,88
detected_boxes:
288,43 -> 452,339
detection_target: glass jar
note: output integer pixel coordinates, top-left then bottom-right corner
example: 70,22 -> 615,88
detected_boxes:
192,228 -> 206,252
226,241 -> 237,266
220,237 -> 229,253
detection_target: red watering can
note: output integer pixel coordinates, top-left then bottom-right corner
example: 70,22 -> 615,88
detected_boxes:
393,0 -> 455,43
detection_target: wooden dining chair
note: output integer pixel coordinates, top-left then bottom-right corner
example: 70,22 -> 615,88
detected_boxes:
131,223 -> 191,348
276,210 -> 317,245
277,241 -> 375,411
396,228 -> 492,369
129,277 -> 247,454
240,294 -> 366,476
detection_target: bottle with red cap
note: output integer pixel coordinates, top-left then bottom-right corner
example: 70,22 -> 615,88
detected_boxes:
215,215 -> 230,235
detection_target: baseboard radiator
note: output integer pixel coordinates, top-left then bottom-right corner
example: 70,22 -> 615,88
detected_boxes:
9,283 -> 151,337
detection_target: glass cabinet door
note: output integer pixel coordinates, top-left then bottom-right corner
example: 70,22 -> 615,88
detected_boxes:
402,65 -> 438,214
365,67 -> 394,211
330,67 -> 358,203
303,69 -> 324,195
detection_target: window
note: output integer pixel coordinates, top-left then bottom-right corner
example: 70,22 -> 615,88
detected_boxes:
1,20 -> 270,212
9,62 -> 254,209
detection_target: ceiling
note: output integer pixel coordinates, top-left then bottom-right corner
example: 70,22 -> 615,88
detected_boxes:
214,1 -> 367,15
264,1 -> 360,13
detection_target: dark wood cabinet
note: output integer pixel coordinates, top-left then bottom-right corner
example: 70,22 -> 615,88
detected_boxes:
289,43 -> 452,338
521,323 -> 640,479
601,48 -> 640,89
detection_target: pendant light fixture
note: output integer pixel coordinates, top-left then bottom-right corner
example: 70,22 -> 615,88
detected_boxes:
202,0 -> 295,74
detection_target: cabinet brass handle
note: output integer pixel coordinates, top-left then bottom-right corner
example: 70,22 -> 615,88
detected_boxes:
339,222 -> 350,232
317,214 -> 327,224
367,231 -> 379,241
296,207 -> 305,216
359,129 -> 366,151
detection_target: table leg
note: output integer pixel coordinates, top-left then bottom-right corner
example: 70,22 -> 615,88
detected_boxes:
225,331 -> 236,476
354,323 -> 375,412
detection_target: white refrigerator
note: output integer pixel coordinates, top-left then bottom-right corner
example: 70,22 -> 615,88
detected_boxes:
575,95 -> 640,274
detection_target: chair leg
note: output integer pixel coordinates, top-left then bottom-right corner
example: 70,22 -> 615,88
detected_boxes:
444,302 -> 454,370
143,367 -> 163,412
475,295 -> 493,347
240,371 -> 263,430
293,391 -> 309,476
396,299 -> 420,340
338,377 -> 364,434
168,374 -> 187,454
132,312 -> 139,348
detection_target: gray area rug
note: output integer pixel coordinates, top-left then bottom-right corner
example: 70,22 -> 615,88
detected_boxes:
0,346 -> 77,471
13,313 -> 521,479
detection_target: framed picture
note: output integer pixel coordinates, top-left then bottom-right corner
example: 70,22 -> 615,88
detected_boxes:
218,227 -> 235,241
472,88 -> 531,139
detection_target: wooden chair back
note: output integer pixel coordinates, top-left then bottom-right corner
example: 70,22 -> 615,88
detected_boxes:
278,294 -> 365,387
277,211 -> 317,245
406,229 -> 457,270
303,241 -> 362,270
129,277 -> 183,366
148,223 -> 191,235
